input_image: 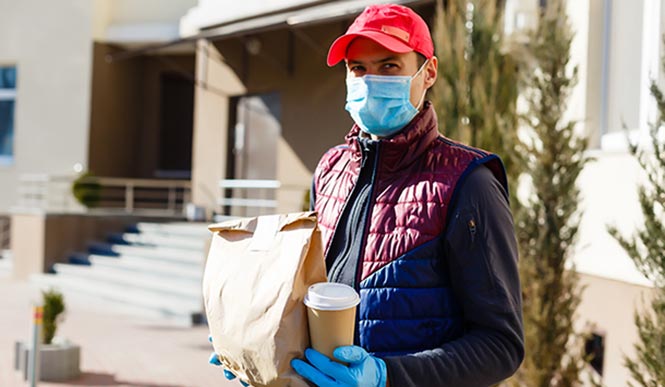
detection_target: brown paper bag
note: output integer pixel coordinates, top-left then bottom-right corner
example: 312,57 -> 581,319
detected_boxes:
203,211 -> 327,387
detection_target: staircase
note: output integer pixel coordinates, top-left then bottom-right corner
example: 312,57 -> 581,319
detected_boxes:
31,222 -> 211,326
0,250 -> 11,278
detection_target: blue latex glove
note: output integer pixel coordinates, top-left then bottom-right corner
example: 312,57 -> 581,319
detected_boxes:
208,335 -> 249,387
291,346 -> 387,387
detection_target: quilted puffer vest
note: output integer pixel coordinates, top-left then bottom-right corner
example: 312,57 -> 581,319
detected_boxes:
313,103 -> 506,357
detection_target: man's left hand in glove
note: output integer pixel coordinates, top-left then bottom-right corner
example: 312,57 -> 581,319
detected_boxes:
291,346 -> 388,387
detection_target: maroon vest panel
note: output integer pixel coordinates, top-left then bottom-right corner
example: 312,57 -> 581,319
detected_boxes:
313,104 -> 504,281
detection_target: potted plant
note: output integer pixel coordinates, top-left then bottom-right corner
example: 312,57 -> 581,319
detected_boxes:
14,288 -> 81,381
42,288 -> 65,345
71,172 -> 101,208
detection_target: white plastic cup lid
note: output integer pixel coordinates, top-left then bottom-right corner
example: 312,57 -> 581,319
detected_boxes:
304,282 -> 360,311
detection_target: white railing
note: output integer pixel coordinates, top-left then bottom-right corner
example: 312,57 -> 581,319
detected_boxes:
93,177 -> 191,215
218,179 -> 280,219
17,174 -> 78,211
217,179 -> 309,219
16,174 -> 191,216
218,179 -> 281,210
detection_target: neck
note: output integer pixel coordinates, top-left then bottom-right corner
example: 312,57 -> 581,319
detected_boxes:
359,130 -> 382,141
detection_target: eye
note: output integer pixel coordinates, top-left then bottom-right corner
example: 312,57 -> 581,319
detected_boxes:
380,63 -> 400,73
348,65 -> 366,76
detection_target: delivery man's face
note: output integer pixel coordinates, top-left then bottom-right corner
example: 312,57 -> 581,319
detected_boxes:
345,37 -> 438,110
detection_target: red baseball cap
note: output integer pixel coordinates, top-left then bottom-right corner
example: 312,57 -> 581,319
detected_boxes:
326,3 -> 434,67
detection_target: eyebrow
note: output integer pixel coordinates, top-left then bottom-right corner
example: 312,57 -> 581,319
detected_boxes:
347,56 -> 401,66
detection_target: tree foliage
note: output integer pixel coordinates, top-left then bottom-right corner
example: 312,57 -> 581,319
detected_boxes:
507,0 -> 593,385
609,65 -> 665,387
430,0 -> 522,206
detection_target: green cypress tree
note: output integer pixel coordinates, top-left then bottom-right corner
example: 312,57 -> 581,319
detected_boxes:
608,66 -> 665,387
430,0 -> 522,204
507,0 -> 594,385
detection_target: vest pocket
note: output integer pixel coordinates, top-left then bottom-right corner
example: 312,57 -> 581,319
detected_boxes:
449,208 -> 478,253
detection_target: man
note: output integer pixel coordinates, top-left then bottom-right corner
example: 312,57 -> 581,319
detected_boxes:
289,4 -> 524,387
213,3 -> 523,386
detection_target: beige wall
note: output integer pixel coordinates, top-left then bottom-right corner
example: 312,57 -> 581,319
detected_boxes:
605,0 -> 643,134
191,40 -> 245,211
109,0 -> 197,25
575,150 -> 650,287
0,0 -> 95,213
576,273 -> 654,387
10,213 -> 45,279
93,0 -> 197,41
582,0 -> 604,148
565,0 -> 590,141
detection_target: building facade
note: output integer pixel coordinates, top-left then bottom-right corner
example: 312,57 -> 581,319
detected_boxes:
0,0 -> 662,385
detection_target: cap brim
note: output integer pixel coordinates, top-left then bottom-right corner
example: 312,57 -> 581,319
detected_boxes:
326,30 -> 413,67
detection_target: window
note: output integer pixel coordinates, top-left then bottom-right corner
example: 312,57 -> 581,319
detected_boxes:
0,66 -> 17,165
585,332 -> 605,376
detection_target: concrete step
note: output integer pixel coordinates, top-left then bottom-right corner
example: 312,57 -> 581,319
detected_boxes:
110,244 -> 204,265
26,221 -> 212,326
0,256 -> 11,278
88,255 -> 203,281
135,222 -> 211,239
117,232 -> 208,252
87,242 -> 120,257
52,263 -> 202,300
31,273 -> 201,326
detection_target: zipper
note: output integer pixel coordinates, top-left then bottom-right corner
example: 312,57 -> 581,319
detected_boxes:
322,140 -> 366,259
353,141 -> 381,292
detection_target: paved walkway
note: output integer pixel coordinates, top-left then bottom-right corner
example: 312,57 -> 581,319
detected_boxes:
0,276 -> 238,387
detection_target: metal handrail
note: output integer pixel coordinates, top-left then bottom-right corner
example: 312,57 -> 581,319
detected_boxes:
93,177 -> 191,214
218,179 -> 280,211
217,178 -> 308,217
16,174 -> 192,216
219,179 -> 281,189
95,177 -> 192,188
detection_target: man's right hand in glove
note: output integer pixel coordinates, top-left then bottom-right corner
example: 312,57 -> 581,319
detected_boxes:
208,335 -> 249,386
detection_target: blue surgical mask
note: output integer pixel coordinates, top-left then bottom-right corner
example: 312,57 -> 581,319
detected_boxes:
345,60 -> 428,137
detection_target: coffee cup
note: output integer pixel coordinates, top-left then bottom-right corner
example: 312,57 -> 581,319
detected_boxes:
304,282 -> 360,360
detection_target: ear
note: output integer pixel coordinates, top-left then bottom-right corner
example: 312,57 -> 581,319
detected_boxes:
424,56 -> 438,89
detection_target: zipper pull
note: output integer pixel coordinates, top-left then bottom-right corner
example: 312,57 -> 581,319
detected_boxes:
360,140 -> 374,169
468,219 -> 477,243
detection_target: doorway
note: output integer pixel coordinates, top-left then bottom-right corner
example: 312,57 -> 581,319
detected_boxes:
157,72 -> 194,179
225,93 -> 281,216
